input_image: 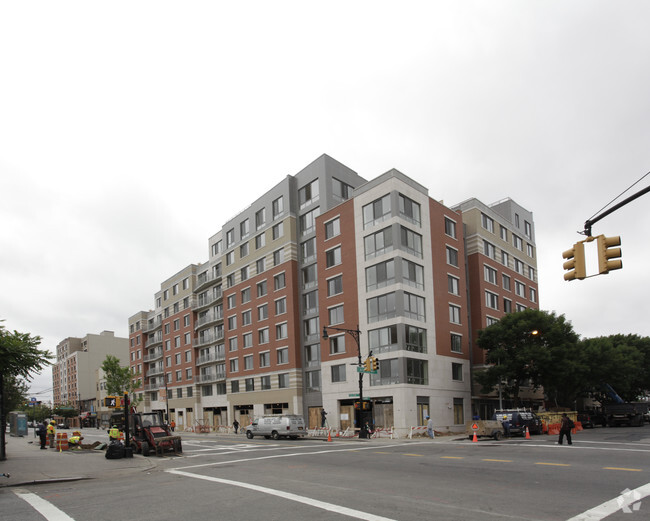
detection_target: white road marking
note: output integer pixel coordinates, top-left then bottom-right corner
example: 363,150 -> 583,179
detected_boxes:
168,469 -> 397,521
567,482 -> 650,520
13,488 -> 75,521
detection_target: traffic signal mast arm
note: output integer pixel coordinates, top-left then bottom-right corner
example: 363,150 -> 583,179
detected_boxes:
583,184 -> 650,237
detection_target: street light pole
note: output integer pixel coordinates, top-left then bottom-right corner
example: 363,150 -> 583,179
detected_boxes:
322,324 -> 369,438
164,375 -> 169,423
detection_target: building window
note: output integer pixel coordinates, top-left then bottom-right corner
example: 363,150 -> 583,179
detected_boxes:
332,178 -> 352,201
255,208 -> 266,230
398,193 -> 421,225
329,334 -> 345,355
527,243 -> 534,258
328,304 -> 344,325
515,280 -> 526,297
528,266 -> 536,281
275,297 -> 287,315
363,194 -> 391,228
305,343 -> 320,367
400,226 -> 423,257
272,222 -> 284,240
229,359 -> 239,372
448,275 -> 460,296
403,259 -> 424,290
516,303 -> 527,312
257,280 -> 267,297
331,364 -> 346,383
325,218 -> 340,240
502,274 -> 511,291
226,228 -> 234,247
514,258 -> 525,275
369,325 -> 398,353
367,292 -> 397,323
327,275 -> 343,296
302,290 -> 318,315
255,233 -> 266,249
272,196 -> 284,218
256,258 -> 265,274
257,303 -> 268,321
453,398 -> 464,425
229,337 -> 238,351
278,373 -> 289,388
302,264 -> 317,289
258,328 -> 270,344
277,347 -> 288,364
243,332 -> 253,348
241,287 -> 251,304
406,358 -> 428,385
240,218 -> 250,239
274,272 -> 286,290
306,370 -> 321,392
228,316 -> 237,331
273,248 -> 284,266
513,234 -> 523,251
451,333 -> 462,353
259,351 -> 270,368
404,292 -> 426,321
364,227 -> 393,259
449,304 -> 461,324
405,325 -> 427,353
300,207 -> 320,235
500,225 -> 508,242
366,259 -> 395,291
245,378 -> 255,392
501,250 -> 509,267
326,246 -> 342,268
276,322 -> 288,340
503,298 -> 512,313
231,380 -> 240,393
530,287 -> 537,303
299,179 -> 319,209
452,362 -> 463,381
446,246 -> 459,267
244,355 -> 253,370
484,265 -> 498,285
481,213 -> 494,233
260,375 -> 271,390
485,290 -> 499,310
483,241 -> 496,260
444,217 -> 457,239
240,242 -> 249,258
301,238 -> 316,262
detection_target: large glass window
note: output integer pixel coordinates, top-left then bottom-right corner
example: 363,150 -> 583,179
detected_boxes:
328,304 -> 344,325
400,226 -> 423,257
332,178 -> 352,202
366,259 -> 395,291
404,292 -> 426,321
369,325 -> 398,354
299,179 -> 319,209
398,194 -> 421,225
405,325 -> 427,353
446,246 -> 459,267
301,238 -> 316,262
272,196 -> 284,218
445,217 -> 457,238
331,364 -> 346,383
326,246 -> 342,268
367,292 -> 397,323
364,227 -> 393,259
329,335 -> 345,355
327,275 -> 343,296
403,259 -> 424,289
300,207 -> 320,236
406,358 -> 428,385
325,217 -> 341,239
363,194 -> 391,228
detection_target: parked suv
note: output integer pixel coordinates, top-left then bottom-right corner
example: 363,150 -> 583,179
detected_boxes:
493,409 -> 542,436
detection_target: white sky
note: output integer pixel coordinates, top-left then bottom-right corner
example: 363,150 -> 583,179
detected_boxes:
2,1 -> 649,402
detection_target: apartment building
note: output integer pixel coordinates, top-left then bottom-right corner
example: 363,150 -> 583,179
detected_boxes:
128,154 -> 538,435
452,198 -> 541,416
51,330 -> 128,427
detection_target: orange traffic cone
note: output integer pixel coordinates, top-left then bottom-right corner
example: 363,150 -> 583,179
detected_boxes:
525,427 -> 531,439
472,432 -> 478,443
327,430 -> 332,442
335,431 -> 339,437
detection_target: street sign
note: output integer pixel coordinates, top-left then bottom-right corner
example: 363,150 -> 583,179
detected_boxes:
349,393 -> 359,397
471,423 -> 478,430
30,397 -> 37,402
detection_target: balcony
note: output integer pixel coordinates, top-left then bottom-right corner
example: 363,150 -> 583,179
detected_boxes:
195,293 -> 219,310
145,333 -> 163,348
143,318 -> 162,333
194,333 -> 218,349
147,366 -> 164,377
144,382 -> 162,391
195,311 -> 221,330
195,271 -> 221,292
197,371 -> 226,384
196,353 -> 217,366
143,348 -> 163,362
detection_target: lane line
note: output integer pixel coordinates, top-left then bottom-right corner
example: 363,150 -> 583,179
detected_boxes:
168,469 -> 397,521
483,459 -> 513,462
441,456 -> 464,459
602,467 -> 642,472
567,482 -> 650,520
535,462 -> 571,467
13,488 -> 75,521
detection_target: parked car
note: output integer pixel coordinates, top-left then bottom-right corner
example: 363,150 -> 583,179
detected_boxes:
57,423 -> 68,429
493,409 -> 542,436
245,415 -> 306,440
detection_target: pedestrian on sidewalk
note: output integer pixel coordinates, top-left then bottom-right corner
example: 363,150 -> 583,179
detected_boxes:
170,420 -> 176,432
47,421 -> 56,448
321,409 -> 328,427
426,416 -> 434,438
558,413 -> 574,445
233,419 -> 240,434
37,421 -> 47,449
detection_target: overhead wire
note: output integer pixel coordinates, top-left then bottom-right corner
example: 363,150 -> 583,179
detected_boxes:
587,170 -> 650,222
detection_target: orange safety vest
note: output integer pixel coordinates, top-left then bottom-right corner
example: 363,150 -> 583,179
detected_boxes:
47,424 -> 55,436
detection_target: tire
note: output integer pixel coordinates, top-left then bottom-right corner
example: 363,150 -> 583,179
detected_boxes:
141,441 -> 150,457
246,431 -> 254,439
290,436 -> 298,440
493,431 -> 502,441
174,439 -> 182,453
271,431 -> 280,440
131,441 -> 140,455
264,435 -> 271,439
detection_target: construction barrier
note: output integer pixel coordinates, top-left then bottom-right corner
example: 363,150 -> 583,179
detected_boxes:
408,426 -> 428,439
56,432 -> 69,451
370,427 -> 395,439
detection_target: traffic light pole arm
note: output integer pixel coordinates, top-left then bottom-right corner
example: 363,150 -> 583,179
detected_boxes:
584,184 -> 650,236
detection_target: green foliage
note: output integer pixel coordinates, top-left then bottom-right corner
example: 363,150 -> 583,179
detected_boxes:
101,354 -> 141,398
476,309 -> 580,407
53,405 -> 79,419
4,375 -> 29,413
22,403 -> 52,423
0,321 -> 52,379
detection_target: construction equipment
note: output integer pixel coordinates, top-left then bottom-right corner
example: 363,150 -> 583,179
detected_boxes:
127,411 -> 182,457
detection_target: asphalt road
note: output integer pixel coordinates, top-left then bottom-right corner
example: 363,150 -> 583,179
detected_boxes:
4,426 -> 650,521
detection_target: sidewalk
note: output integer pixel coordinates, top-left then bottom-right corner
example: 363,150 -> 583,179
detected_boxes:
0,429 -> 155,488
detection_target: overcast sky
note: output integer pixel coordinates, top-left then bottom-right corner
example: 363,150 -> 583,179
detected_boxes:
2,2 -> 649,402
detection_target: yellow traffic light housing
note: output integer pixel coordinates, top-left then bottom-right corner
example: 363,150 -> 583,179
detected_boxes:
562,241 -> 586,281
363,358 -> 372,372
371,357 -> 379,372
596,234 -> 622,274
104,396 -> 120,408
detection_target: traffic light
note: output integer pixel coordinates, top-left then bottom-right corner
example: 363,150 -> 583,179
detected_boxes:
562,241 -> 586,281
596,234 -> 622,274
104,396 -> 120,408
363,358 -> 372,372
371,357 -> 379,372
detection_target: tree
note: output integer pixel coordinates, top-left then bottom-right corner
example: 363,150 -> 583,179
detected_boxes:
0,321 -> 52,460
476,309 -> 580,407
101,354 -> 141,398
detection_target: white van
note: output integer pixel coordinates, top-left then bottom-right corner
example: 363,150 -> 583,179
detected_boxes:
245,415 -> 306,440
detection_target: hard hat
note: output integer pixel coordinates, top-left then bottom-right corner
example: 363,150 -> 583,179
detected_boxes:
503,415 -> 508,419
50,421 -> 56,425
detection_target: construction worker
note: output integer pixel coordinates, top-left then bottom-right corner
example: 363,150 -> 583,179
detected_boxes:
108,425 -> 120,442
68,434 -> 83,446
47,421 -> 56,448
